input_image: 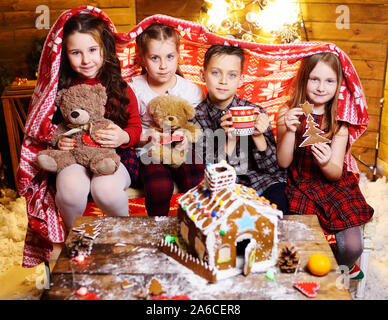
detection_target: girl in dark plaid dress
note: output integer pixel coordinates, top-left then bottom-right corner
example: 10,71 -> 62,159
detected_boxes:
277,53 -> 373,280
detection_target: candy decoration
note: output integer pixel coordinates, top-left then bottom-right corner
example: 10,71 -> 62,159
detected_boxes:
73,254 -> 86,264
165,235 -> 175,243
83,293 -> 102,300
76,286 -> 88,296
265,270 -> 276,282
293,282 -> 320,298
220,230 -> 226,236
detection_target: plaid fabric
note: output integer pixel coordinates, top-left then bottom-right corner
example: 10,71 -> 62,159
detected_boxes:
286,114 -> 374,233
117,147 -> 140,187
194,95 -> 286,194
140,156 -> 205,216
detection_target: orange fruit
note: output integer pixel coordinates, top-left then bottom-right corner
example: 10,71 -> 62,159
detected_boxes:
307,253 -> 331,276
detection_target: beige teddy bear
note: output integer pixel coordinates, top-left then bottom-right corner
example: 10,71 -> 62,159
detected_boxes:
36,83 -> 120,175
147,95 -> 202,168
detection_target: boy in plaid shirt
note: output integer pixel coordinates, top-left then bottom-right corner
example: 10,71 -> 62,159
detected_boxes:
194,45 -> 287,213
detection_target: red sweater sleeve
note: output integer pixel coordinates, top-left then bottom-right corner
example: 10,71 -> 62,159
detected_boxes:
120,85 -> 142,148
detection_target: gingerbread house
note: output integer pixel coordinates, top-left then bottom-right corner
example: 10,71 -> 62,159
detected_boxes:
176,162 -> 282,281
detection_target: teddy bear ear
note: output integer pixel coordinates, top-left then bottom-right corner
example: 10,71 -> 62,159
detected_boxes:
91,83 -> 108,105
148,97 -> 159,115
182,101 -> 195,120
55,88 -> 66,106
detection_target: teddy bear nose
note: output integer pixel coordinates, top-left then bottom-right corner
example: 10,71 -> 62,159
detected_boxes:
71,111 -> 80,119
168,116 -> 175,121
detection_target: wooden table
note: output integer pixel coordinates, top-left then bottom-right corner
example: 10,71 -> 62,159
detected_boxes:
1,80 -> 36,185
42,215 -> 352,300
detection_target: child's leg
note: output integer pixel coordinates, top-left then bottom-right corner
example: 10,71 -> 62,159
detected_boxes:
90,163 -> 131,217
261,182 -> 288,214
335,226 -> 363,268
55,164 -> 91,231
140,163 -> 174,216
174,163 -> 206,192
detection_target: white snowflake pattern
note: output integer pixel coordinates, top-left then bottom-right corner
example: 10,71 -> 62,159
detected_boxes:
260,82 -> 284,100
262,226 -> 271,237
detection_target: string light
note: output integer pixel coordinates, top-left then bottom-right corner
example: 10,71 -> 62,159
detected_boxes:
199,0 -> 304,44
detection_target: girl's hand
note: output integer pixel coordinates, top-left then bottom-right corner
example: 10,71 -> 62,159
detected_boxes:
311,142 -> 331,167
253,112 -> 270,135
220,111 -> 235,136
284,107 -> 304,132
95,123 -> 129,148
173,129 -> 189,152
57,136 -> 76,151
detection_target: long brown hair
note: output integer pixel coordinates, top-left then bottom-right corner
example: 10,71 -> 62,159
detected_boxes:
135,23 -> 183,77
57,14 -> 129,128
288,52 -> 343,139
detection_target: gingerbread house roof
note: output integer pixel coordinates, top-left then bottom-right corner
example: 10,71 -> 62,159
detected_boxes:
178,181 -> 283,237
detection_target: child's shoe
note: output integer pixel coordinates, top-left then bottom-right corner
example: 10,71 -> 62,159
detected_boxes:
349,264 -> 364,280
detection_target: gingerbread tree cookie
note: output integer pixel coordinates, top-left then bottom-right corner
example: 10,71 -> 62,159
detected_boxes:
299,114 -> 330,147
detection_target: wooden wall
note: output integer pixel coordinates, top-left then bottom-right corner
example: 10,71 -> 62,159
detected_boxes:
0,0 -> 136,77
378,64 -> 388,177
136,0 -> 388,179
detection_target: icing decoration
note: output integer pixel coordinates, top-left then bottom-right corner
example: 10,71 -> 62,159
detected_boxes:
293,282 -> 320,298
236,211 -> 257,233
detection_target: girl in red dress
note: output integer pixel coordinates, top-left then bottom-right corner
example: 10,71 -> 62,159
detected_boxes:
276,52 -> 373,279
50,14 -> 142,231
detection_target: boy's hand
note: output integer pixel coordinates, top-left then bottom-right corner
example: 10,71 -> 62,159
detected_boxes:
284,107 -> 304,132
220,111 -> 235,136
253,112 -> 270,135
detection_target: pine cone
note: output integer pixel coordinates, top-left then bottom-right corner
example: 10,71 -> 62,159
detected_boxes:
278,246 -> 299,273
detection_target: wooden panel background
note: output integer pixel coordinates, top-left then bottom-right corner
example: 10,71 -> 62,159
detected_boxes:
0,0 -> 136,76
0,0 -> 387,179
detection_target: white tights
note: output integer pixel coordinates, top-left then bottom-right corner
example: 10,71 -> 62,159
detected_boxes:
55,163 -> 131,231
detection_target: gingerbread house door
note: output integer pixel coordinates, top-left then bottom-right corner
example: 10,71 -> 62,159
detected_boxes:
243,239 -> 256,276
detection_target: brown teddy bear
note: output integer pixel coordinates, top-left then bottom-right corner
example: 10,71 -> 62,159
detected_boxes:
36,83 -> 120,175
146,95 -> 202,168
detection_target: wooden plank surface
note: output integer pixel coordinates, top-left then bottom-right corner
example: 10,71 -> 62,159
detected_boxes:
42,215 -> 352,300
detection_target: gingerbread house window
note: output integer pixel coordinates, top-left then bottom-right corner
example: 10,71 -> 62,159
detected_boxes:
217,245 -> 232,264
181,221 -> 189,243
195,236 -> 206,260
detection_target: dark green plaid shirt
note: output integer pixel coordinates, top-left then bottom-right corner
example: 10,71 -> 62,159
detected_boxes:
193,94 -> 286,194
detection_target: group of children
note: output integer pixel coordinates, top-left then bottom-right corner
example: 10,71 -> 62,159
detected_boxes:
26,11 -> 373,279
